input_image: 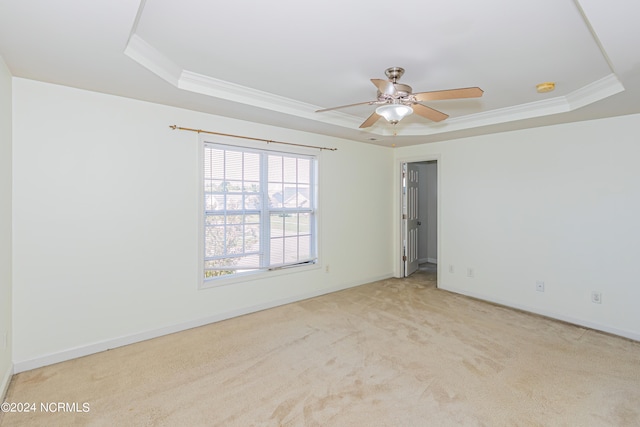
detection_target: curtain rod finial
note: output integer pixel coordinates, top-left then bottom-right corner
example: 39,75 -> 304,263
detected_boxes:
169,125 -> 177,130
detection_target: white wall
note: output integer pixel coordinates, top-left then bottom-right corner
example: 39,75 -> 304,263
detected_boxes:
11,78 -> 394,370
395,114 -> 640,340
0,56 -> 13,398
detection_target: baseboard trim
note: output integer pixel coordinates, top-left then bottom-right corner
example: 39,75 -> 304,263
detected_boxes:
1,363 -> 13,401
441,285 -> 640,342
13,273 -> 393,373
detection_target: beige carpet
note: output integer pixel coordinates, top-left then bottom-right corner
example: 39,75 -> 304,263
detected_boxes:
2,269 -> 640,426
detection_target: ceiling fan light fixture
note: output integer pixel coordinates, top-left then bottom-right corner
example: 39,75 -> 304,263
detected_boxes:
376,104 -> 413,124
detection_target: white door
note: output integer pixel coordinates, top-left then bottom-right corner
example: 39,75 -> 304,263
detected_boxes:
404,163 -> 419,277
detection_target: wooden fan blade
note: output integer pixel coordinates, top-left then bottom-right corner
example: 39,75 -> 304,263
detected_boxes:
371,79 -> 396,95
316,101 -> 375,113
412,103 -> 449,122
414,87 -> 483,102
359,112 -> 381,128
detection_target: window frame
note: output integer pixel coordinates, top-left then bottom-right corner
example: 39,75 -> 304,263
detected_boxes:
198,135 -> 321,289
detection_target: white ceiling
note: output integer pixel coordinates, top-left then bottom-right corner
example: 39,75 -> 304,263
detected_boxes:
1,0 -> 639,147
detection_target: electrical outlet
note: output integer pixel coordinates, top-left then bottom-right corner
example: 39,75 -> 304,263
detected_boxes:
467,267 -> 474,278
536,281 -> 545,292
591,291 -> 602,304
449,265 -> 454,274
325,265 -> 330,273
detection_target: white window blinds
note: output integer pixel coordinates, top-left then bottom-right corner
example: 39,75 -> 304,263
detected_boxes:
203,143 -> 317,280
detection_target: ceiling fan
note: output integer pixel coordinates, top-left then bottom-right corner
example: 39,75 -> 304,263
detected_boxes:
316,67 -> 483,128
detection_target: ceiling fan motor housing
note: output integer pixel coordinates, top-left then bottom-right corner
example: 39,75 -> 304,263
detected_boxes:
391,83 -> 412,98
377,83 -> 413,104
382,67 -> 412,100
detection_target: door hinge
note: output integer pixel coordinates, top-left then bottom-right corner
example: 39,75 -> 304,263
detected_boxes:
402,214 -> 407,220
402,255 -> 407,262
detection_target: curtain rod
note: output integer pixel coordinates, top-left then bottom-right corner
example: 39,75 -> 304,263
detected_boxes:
170,125 -> 338,151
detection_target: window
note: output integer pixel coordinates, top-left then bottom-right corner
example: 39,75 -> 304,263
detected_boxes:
202,142 -> 317,283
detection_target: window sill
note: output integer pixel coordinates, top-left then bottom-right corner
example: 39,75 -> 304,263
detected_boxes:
199,262 -> 321,290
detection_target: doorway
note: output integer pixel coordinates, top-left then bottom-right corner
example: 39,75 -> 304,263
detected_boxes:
402,160 -> 438,283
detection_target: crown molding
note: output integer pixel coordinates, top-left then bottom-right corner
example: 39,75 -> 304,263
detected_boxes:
124,34 -> 181,86
125,33 -> 624,138
566,73 -> 624,110
395,73 -> 624,136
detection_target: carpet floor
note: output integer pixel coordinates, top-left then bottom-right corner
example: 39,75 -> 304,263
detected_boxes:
2,269 -> 640,426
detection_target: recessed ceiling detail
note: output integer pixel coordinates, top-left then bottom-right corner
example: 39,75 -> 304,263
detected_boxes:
125,29 -> 624,138
4,0 -> 634,147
